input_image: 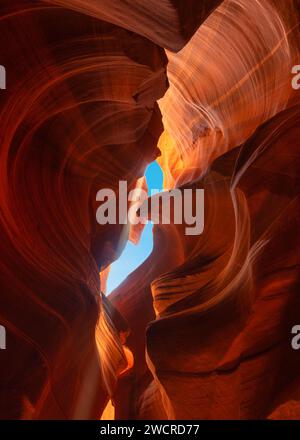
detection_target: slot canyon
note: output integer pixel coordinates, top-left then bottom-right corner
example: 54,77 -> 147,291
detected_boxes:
0,0 -> 300,420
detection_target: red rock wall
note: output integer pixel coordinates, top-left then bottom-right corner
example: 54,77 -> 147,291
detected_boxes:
0,0 -> 300,420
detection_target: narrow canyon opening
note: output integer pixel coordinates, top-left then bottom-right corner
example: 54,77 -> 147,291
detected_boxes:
106,160 -> 163,294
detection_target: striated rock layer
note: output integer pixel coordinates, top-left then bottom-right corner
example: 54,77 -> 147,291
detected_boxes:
0,0 -> 300,420
111,0 -> 300,420
112,105 -> 300,418
159,0 -> 300,186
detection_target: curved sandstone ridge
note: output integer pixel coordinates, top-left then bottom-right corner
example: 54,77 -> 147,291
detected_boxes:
0,0 -> 300,420
112,104 -> 300,419
158,0 -> 300,186
46,0 -> 223,52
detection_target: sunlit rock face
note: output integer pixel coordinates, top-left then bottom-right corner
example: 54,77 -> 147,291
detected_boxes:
1,0 -> 300,420
159,0 -> 300,186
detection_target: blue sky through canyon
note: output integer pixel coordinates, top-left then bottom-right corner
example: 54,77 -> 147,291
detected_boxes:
106,161 -> 163,294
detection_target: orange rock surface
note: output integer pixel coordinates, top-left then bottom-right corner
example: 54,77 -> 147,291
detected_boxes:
0,0 -> 300,420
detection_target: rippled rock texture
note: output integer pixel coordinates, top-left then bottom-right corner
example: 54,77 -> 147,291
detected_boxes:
0,0 -> 300,420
